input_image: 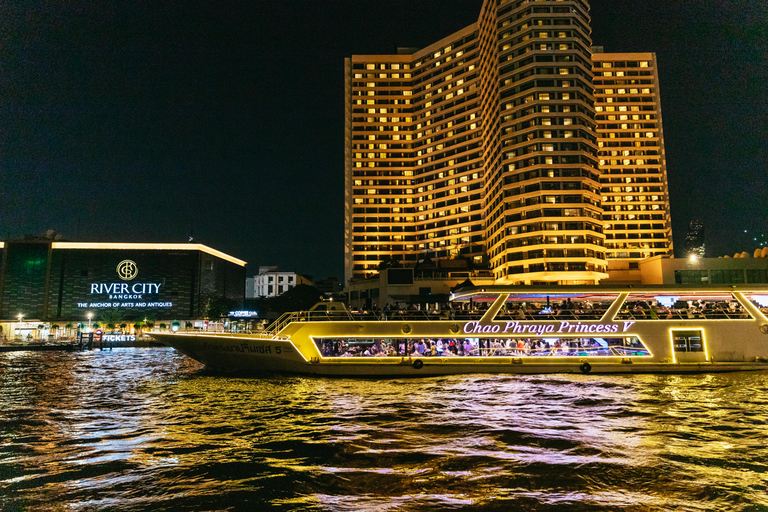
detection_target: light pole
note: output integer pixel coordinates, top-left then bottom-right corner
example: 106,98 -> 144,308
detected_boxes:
87,312 -> 93,331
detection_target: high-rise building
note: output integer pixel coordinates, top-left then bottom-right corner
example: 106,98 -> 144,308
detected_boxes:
684,219 -> 705,257
344,0 -> 672,286
592,51 -> 673,262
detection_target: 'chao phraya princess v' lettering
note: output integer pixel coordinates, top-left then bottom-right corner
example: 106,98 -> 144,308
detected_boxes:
461,320 -> 635,335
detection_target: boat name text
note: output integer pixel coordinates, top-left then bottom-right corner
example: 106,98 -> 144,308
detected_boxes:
201,342 -> 285,354
462,320 -> 636,335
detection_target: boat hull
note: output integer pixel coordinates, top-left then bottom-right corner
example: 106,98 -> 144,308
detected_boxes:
150,332 -> 768,376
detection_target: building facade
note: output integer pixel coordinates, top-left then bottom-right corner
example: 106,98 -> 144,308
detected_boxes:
344,0 -> 672,287
251,266 -> 310,298
0,241 -> 246,323
592,51 -> 673,262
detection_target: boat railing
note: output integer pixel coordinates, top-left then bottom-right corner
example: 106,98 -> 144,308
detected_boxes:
494,310 -> 607,321
264,311 -> 302,335
613,308 -> 751,321
264,310 -> 488,332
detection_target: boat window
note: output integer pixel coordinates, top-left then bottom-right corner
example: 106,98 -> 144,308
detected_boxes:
615,292 -> 751,321
672,330 -> 704,352
743,293 -> 768,317
313,335 -> 650,358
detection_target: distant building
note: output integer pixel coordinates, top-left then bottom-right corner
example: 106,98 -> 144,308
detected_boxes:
252,266 -> 311,298
245,276 -> 257,299
684,220 -> 706,257
314,276 -> 342,296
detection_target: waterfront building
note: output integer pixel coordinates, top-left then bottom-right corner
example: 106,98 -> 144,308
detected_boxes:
605,253 -> 768,286
251,266 -> 311,298
344,0 -> 673,289
0,240 -> 246,334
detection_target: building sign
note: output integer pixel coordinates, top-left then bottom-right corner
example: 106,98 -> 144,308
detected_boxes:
89,282 -> 161,298
76,260 -> 172,309
461,320 -> 636,335
103,334 -> 137,342
229,310 -> 259,318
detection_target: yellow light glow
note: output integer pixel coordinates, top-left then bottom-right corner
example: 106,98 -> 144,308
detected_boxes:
668,327 -> 708,364
51,242 -> 246,266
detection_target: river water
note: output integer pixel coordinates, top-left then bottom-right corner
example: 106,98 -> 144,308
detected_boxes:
1,348 -> 767,511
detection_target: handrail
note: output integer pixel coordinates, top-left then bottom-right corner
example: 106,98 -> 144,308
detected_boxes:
265,311 -> 301,335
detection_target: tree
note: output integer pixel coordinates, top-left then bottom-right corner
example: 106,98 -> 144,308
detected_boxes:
99,309 -> 124,331
268,284 -> 325,316
204,297 -> 238,320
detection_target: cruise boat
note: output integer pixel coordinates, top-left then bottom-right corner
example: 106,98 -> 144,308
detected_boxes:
150,285 -> 768,376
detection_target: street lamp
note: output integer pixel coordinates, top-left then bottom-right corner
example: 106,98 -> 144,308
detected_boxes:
18,313 -> 22,323
87,312 -> 93,331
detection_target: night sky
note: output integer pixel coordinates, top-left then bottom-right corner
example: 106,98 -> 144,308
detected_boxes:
1,1 -> 766,280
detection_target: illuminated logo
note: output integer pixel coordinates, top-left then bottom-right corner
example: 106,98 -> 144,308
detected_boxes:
116,260 -> 138,281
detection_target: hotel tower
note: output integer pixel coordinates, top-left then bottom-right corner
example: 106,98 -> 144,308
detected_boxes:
344,0 -> 672,285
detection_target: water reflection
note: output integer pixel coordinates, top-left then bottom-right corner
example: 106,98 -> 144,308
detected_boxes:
1,348 -> 767,510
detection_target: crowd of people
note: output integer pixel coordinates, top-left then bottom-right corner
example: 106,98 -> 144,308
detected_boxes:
615,299 -> 752,320
338,295 -> 764,323
315,336 -> 647,358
